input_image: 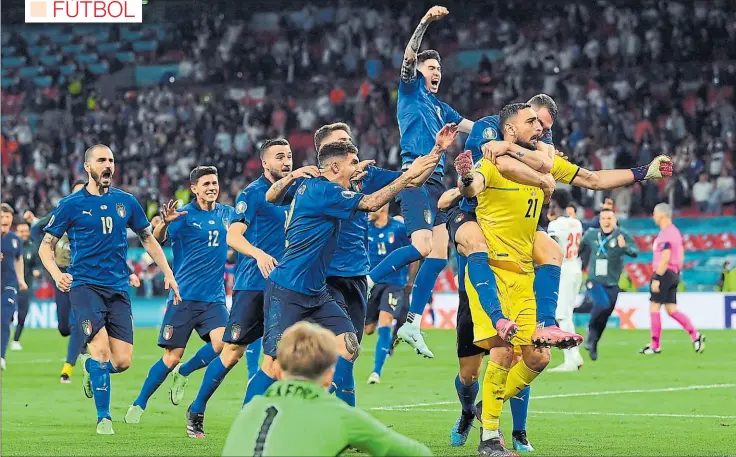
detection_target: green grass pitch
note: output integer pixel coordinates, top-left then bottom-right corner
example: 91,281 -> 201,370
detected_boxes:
2,328 -> 735,456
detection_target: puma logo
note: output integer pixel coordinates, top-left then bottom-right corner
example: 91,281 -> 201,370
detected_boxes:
192,222 -> 202,229
82,210 -> 93,216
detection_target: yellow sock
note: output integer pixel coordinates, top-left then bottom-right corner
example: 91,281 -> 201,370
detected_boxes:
504,359 -> 539,401
61,362 -> 74,377
481,361 -> 510,431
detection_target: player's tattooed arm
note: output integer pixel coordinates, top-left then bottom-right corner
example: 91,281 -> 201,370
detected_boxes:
358,153 -> 437,212
486,141 -> 553,173
136,226 -> 154,243
438,187 -> 462,211
266,166 -> 320,204
344,332 -> 361,362
400,6 -> 448,83
38,233 -> 72,291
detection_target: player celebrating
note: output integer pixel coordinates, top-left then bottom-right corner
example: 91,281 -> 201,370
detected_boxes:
125,166 -> 234,424
38,144 -> 180,435
365,5 -> 474,358
641,203 -> 705,355
1,203 -> 27,370
223,321 -> 431,456
365,204 -> 411,385
10,219 -> 41,352
546,190 -> 585,372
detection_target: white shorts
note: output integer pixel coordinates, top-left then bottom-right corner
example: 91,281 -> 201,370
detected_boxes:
556,265 -> 583,321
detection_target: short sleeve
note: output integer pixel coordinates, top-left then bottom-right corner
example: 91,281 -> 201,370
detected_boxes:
547,220 -> 560,240
13,234 -> 22,259
274,177 -> 306,207
44,202 -> 72,239
361,167 -> 400,194
442,101 -> 463,125
318,181 -> 365,220
398,74 -> 423,94
234,189 -> 260,226
551,156 -> 580,184
474,159 -> 502,190
465,117 -> 500,163
127,196 -> 150,232
658,241 -> 672,251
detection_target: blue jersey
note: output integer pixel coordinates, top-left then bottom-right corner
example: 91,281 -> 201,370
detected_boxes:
44,187 -> 149,291
233,175 -> 288,291
398,74 -> 463,176
1,232 -> 22,289
269,178 -> 364,297
327,166 -> 400,278
167,202 -> 235,303
368,218 -> 410,286
460,115 -> 555,211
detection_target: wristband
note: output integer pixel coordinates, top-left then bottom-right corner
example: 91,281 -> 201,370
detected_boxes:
630,165 -> 647,182
652,274 -> 662,281
461,174 -> 474,188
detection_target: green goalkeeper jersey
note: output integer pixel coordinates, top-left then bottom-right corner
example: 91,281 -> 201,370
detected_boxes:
222,379 -> 432,457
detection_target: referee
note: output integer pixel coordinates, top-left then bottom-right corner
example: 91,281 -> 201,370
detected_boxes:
579,208 -> 639,360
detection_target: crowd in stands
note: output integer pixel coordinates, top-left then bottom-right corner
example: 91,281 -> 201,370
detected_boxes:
2,0 -> 736,222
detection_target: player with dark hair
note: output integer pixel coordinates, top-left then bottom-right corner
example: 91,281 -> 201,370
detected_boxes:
125,166 -> 235,424
1,203 -> 27,371
9,219 -> 41,352
183,140 -> 319,438
38,144 -> 180,435
365,6 -> 475,359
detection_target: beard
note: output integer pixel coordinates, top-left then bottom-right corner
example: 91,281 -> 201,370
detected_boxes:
90,169 -> 112,188
516,139 -> 537,150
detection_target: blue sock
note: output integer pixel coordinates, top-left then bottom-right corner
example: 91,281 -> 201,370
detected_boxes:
1,317 -> 10,359
372,326 -> 392,376
243,369 -> 275,406
510,386 -> 531,432
456,254 -> 467,292
103,361 -> 118,373
85,357 -> 112,421
467,252 -> 504,325
534,264 -> 561,327
179,342 -> 218,377
369,245 -> 423,283
407,258 -> 447,319
245,338 -> 262,380
190,357 -> 231,414
66,322 -> 85,365
133,358 -> 173,409
332,356 -> 356,407
455,375 -> 479,415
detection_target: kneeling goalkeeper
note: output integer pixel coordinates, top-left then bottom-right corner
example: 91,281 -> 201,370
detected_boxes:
222,321 -> 431,456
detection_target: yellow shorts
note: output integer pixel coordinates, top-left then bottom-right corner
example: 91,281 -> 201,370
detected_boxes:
465,265 -> 537,346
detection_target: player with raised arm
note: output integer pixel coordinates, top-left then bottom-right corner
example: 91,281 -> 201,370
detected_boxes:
365,6 -> 474,358
38,144 -> 180,435
364,204 -> 411,385
222,321 -> 431,457
1,204 -> 27,371
125,166 -> 234,424
183,140 -> 318,438
545,190 -> 585,373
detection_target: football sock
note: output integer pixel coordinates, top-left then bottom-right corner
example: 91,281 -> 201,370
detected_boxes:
534,264 -> 561,327
650,312 -> 662,349
86,357 -> 112,421
510,386 -> 530,432
481,360 -> 509,432
670,311 -> 698,341
180,342 -> 218,376
243,369 -> 275,406
332,356 -> 356,407
61,362 -> 73,377
504,360 -> 540,402
133,358 -> 173,409
467,252 -> 504,325
455,374 -> 479,415
104,361 -> 118,374
66,323 -> 85,365
406,258 -> 447,326
373,326 -> 392,376
368,245 -> 423,284
190,357 -> 231,414
0,317 -> 10,359
245,338 -> 262,380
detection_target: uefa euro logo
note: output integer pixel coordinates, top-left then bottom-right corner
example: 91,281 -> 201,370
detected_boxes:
25,0 -> 143,23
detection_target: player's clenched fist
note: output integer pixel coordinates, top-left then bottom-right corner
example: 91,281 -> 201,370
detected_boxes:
422,5 -> 448,23
55,272 -> 73,292
646,155 -> 673,180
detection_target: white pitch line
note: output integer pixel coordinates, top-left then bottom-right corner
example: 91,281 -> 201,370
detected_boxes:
369,383 -> 736,411
375,409 -> 736,420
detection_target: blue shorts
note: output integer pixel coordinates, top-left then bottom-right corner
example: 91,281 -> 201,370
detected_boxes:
366,283 -> 405,325
445,206 -> 477,245
158,299 -> 228,348
1,286 -> 18,328
397,177 -> 448,234
223,290 -> 265,346
70,284 -> 133,345
263,280 -> 355,358
327,276 -> 367,342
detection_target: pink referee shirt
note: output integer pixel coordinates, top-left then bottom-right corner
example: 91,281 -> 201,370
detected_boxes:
652,224 -> 684,274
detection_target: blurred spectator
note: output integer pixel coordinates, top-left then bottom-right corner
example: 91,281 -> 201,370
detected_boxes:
692,172 -> 715,212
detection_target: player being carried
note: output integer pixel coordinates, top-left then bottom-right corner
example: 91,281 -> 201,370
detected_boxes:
38,144 -> 180,435
364,5 -> 476,359
125,166 -> 235,424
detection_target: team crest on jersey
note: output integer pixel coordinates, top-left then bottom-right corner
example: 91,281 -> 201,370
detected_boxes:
482,127 -> 497,140
82,320 -> 92,336
162,325 -> 173,341
388,232 -> 395,244
455,212 -> 464,224
424,210 -> 432,224
116,203 -> 126,218
12,239 -> 18,249
236,201 -> 247,214
231,324 -> 241,340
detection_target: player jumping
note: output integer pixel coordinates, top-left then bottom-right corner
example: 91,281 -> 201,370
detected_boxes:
125,166 -> 234,424
1,203 -> 27,371
38,144 -> 180,435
